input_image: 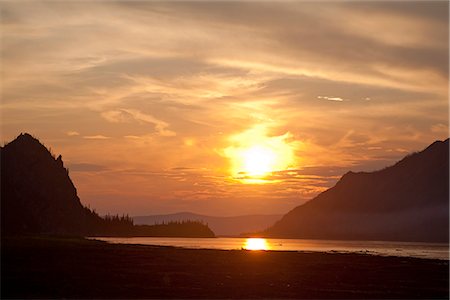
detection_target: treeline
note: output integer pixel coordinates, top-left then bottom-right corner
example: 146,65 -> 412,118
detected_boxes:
87,213 -> 214,238
133,221 -> 215,237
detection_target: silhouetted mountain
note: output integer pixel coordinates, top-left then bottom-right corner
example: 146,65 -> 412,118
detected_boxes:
1,133 -> 101,235
264,139 -> 449,242
1,133 -> 214,238
134,212 -> 282,236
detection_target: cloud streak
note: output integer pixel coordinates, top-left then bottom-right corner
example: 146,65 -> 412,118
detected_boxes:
83,135 -> 111,140
101,108 -> 176,137
317,96 -> 345,102
66,131 -> 80,136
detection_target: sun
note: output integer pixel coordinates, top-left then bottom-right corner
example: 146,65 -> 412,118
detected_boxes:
241,146 -> 276,176
223,124 -> 299,183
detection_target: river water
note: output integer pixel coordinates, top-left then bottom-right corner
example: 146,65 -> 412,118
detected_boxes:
91,237 -> 449,260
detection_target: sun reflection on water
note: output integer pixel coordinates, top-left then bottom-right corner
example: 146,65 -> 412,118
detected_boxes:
243,238 -> 270,250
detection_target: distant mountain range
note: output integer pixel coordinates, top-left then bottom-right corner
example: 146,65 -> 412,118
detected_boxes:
134,212 -> 282,236
1,133 -> 214,237
264,139 -> 449,242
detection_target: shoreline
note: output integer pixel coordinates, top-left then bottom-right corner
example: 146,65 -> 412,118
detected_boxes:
2,236 -> 449,298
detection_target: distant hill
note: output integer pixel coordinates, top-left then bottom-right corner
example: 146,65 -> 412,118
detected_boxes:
1,133 -> 214,238
134,212 -> 282,236
264,139 -> 449,242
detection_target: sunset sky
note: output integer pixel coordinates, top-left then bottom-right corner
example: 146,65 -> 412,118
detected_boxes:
1,1 -> 448,216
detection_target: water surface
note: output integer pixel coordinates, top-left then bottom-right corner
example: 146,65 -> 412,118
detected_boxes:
91,237 -> 449,260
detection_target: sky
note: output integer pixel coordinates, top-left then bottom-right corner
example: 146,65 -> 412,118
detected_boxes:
1,1 -> 448,217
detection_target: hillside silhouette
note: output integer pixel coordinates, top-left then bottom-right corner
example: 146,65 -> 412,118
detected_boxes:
265,139 -> 449,242
1,133 -> 214,238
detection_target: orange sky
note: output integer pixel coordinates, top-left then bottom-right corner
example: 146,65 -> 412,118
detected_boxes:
1,1 -> 448,216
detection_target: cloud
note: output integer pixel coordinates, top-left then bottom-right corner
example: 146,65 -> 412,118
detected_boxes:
122,134 -> 154,145
101,110 -> 129,123
66,131 -> 80,136
431,123 -> 448,133
83,135 -> 111,140
317,96 -> 345,102
101,108 -> 176,137
124,135 -> 144,140
67,162 -> 108,172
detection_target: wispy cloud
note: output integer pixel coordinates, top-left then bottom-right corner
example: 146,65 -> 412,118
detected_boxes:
83,135 -> 111,140
66,131 -> 80,136
101,109 -> 176,137
67,162 -> 108,172
317,96 -> 345,102
124,135 -> 144,140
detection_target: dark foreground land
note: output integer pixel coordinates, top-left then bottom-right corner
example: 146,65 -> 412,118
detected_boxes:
2,237 -> 449,299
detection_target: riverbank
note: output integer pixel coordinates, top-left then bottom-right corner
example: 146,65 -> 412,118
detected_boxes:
2,236 -> 448,298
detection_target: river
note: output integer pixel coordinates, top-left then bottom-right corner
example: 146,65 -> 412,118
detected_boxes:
90,237 -> 449,260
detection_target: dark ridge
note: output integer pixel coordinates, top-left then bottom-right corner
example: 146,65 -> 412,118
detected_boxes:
1,133 -> 98,235
264,138 -> 449,242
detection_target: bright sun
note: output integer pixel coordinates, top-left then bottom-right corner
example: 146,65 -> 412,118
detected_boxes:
223,125 -> 299,183
242,146 -> 276,176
